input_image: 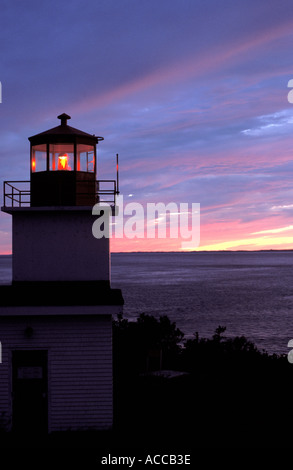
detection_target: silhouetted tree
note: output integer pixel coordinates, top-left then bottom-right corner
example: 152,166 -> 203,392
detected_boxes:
113,313 -> 184,376
112,315 -> 293,449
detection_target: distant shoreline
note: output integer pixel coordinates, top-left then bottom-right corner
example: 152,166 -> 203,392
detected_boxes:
113,249 -> 293,254
111,249 -> 293,254
1,249 -> 293,257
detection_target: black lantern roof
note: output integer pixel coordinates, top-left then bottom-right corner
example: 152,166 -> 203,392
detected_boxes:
28,113 -> 104,146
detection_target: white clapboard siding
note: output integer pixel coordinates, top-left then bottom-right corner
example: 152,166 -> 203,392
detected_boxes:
0,313 -> 113,432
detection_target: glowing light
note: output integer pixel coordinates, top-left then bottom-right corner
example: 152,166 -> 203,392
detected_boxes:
58,153 -> 69,170
32,159 -> 36,172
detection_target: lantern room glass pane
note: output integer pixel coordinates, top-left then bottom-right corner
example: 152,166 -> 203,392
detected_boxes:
31,144 -> 47,172
76,144 -> 95,172
49,143 -> 74,171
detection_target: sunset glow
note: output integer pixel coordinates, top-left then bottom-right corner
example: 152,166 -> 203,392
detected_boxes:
1,1 -> 293,253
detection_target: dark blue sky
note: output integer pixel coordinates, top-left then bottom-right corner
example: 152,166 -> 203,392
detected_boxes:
1,0 -> 293,252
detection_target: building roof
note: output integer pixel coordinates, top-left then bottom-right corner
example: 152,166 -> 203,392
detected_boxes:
0,281 -> 124,307
28,113 -> 104,145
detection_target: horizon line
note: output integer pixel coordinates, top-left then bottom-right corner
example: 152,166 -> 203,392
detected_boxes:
1,248 -> 293,256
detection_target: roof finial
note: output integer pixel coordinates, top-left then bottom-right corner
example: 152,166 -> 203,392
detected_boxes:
57,113 -> 71,126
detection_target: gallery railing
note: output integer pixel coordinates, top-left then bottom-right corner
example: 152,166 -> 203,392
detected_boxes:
3,179 -> 118,207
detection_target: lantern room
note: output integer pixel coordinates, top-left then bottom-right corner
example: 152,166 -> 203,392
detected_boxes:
29,113 -> 104,206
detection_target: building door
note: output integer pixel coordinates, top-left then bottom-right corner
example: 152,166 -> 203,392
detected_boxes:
12,350 -> 48,434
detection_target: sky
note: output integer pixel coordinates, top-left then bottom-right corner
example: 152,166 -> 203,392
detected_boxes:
1,0 -> 293,252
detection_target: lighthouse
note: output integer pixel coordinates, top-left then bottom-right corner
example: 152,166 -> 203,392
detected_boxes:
0,114 -> 123,434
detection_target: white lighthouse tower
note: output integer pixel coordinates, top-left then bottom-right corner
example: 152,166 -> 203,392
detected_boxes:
0,114 -> 123,434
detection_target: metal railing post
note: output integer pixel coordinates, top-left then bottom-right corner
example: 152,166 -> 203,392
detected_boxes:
2,181 -> 31,208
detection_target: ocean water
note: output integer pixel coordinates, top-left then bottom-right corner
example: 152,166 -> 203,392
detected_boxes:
0,255 -> 12,284
1,252 -> 293,355
110,251 -> 293,356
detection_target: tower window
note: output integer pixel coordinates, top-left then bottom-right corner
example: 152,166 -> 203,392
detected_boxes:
49,144 -> 74,171
31,144 -> 47,172
76,144 -> 95,172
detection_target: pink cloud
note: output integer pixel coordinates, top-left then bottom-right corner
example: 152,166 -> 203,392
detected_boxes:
69,17 -> 293,118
